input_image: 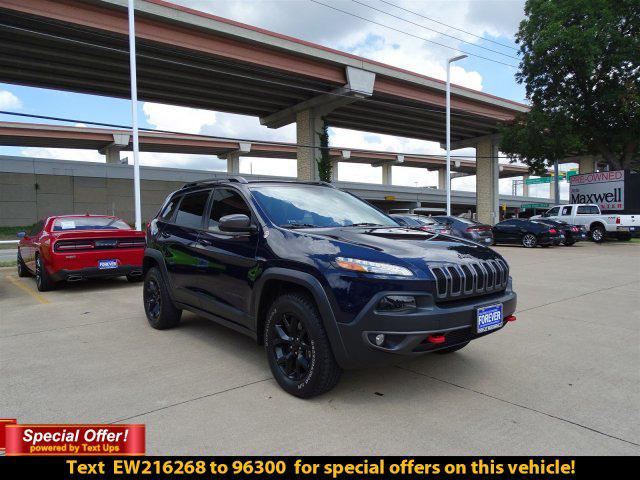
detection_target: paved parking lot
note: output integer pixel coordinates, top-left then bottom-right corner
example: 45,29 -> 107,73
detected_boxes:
1,242 -> 638,455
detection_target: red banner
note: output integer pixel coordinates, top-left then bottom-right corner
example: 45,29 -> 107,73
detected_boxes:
4,424 -> 145,456
0,419 -> 17,449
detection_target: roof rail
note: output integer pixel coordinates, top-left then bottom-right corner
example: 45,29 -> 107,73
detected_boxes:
182,176 -> 248,188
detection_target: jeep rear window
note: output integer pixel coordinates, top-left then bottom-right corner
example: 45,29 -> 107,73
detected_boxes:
250,184 -> 398,228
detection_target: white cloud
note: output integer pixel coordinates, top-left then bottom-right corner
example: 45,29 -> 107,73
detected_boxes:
0,89 -> 22,109
142,102 -> 217,133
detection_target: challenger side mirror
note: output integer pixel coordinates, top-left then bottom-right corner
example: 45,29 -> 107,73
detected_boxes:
218,214 -> 256,233
17,231 -> 26,239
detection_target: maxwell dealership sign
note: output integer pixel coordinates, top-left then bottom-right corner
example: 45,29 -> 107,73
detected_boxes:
570,170 -> 625,211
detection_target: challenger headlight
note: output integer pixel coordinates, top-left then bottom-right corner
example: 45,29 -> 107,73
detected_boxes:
334,257 -> 413,277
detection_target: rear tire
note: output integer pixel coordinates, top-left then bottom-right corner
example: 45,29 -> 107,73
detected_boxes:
435,341 -> 470,354
591,224 -> 606,243
143,267 -> 181,329
264,292 -> 342,398
522,233 -> 537,248
35,255 -> 56,292
17,252 -> 30,277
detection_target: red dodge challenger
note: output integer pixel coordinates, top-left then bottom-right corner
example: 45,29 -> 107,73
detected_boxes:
17,215 -> 145,291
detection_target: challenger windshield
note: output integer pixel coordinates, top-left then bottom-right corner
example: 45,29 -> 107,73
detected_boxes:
250,184 -> 399,228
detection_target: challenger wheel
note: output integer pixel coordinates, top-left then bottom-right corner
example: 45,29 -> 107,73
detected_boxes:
143,267 -> 181,329
17,252 -> 30,277
35,255 -> 56,292
265,293 -> 341,398
522,233 -> 537,248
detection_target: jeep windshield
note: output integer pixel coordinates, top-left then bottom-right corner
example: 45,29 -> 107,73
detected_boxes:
249,184 -> 399,229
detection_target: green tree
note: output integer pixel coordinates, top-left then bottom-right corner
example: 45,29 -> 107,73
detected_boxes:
501,0 -> 639,172
316,119 -> 333,182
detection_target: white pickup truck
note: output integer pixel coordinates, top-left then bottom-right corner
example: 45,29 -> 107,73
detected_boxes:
532,204 -> 639,242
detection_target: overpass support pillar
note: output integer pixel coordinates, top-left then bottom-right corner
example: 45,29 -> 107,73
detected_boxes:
382,164 -> 393,185
522,174 -> 530,197
226,152 -> 240,174
104,145 -> 122,164
578,155 -> 597,174
475,137 -> 500,225
296,109 -> 322,181
437,168 -> 446,190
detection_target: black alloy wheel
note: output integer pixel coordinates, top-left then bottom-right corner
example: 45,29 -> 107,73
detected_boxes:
272,312 -> 312,382
144,278 -> 162,321
143,267 -> 182,329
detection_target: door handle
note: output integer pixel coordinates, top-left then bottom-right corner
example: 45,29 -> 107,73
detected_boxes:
160,231 -> 170,238
197,239 -> 212,247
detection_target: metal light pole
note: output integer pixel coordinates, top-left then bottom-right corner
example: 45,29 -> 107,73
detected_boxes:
128,0 -> 142,230
553,160 -> 560,204
445,54 -> 467,216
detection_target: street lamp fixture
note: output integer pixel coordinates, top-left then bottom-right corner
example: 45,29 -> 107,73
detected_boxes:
446,54 -> 468,216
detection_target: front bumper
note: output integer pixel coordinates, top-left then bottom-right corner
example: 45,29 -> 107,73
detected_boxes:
334,285 -> 517,369
50,265 -> 143,282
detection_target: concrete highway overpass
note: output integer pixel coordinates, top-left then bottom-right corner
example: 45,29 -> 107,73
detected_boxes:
0,0 -> 531,224
0,155 -> 552,227
0,122 -> 533,185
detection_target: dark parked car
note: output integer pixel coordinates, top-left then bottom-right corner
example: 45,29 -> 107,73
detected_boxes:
144,179 -> 517,398
534,219 -> 587,246
492,218 -> 563,248
390,214 -> 451,235
433,216 -> 494,245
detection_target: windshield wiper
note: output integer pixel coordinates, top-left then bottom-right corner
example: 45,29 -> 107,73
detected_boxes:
280,223 -> 318,229
345,222 -> 385,227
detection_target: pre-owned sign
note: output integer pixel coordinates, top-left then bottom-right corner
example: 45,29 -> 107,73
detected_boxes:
570,170 -> 625,211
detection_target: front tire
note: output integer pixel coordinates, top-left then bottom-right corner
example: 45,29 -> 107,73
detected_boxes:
17,252 -> 30,277
591,225 -> 606,243
35,255 -> 56,292
143,267 -> 181,329
522,233 -> 538,248
265,292 -> 341,398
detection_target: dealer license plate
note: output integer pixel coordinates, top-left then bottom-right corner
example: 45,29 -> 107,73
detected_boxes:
98,259 -> 118,270
477,304 -> 503,333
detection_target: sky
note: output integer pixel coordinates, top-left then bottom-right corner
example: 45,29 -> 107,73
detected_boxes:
0,0 -> 572,199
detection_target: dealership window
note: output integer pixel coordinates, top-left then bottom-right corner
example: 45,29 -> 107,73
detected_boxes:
208,188 -> 251,231
174,190 -> 210,229
561,206 -> 573,216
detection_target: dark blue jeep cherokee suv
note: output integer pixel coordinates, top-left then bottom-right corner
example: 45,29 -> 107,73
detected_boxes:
143,178 -> 517,398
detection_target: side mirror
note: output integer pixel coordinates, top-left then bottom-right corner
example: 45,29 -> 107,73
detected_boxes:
218,214 -> 256,233
17,231 -> 26,239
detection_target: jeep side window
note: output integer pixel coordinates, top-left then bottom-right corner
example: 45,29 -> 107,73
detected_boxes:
561,206 -> 572,216
208,188 -> 251,231
159,196 -> 180,222
174,190 -> 210,229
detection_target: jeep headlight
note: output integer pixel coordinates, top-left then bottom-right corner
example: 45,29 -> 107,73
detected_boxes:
334,257 -> 413,277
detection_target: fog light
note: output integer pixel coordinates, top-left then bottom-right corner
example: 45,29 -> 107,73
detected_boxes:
374,334 -> 385,346
377,295 -> 416,311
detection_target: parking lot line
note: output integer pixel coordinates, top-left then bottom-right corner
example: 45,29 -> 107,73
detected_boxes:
5,275 -> 50,304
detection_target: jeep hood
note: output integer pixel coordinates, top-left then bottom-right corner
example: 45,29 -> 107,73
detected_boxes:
305,226 -> 501,265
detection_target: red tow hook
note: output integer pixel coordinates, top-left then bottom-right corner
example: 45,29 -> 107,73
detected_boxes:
505,315 -> 517,322
427,334 -> 446,344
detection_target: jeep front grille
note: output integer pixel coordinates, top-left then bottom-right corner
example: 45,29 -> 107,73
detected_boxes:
429,259 -> 509,300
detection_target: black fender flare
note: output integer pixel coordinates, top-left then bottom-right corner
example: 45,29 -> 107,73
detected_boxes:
143,248 -> 178,302
251,268 -> 350,368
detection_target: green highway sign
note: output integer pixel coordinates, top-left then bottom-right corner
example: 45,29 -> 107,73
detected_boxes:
525,177 -> 553,185
520,203 -> 550,210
